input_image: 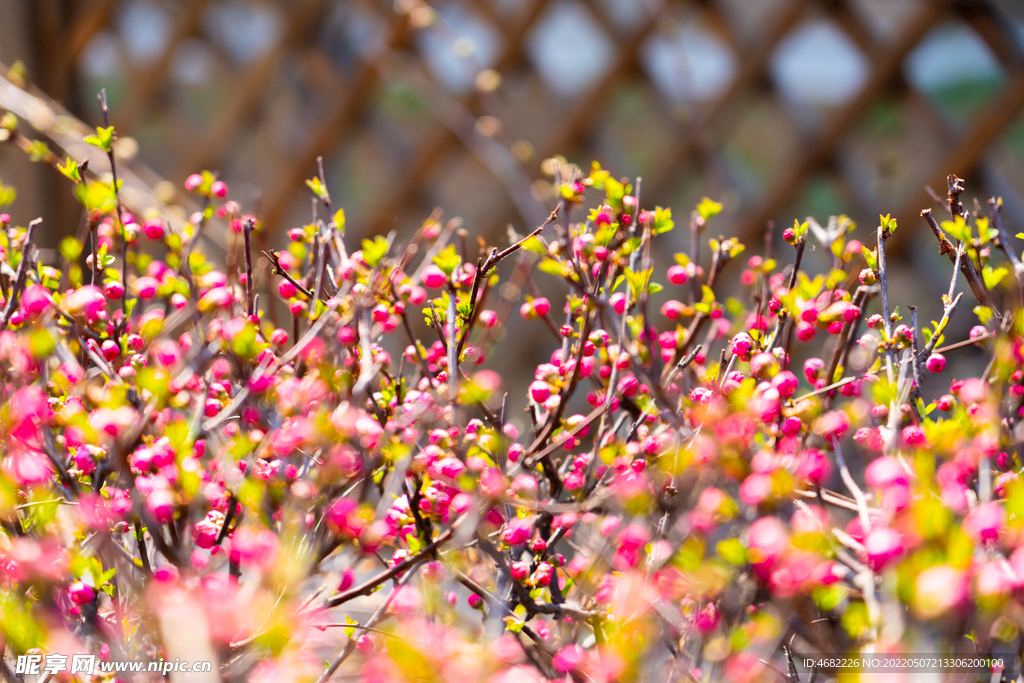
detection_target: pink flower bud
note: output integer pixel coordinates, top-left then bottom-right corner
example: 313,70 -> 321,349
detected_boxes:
964,502 -> 1005,544
529,381 -> 552,403
101,339 -> 120,361
278,280 -> 297,298
422,264 -> 448,289
143,218 -> 165,240
134,276 -> 159,300
68,581 -> 95,605
185,174 -> 203,191
510,561 -> 529,581
771,370 -> 798,398
925,353 -> 946,373
667,265 -> 688,285
552,645 -> 585,673
865,527 -> 904,571
610,292 -> 627,315
902,425 -> 927,448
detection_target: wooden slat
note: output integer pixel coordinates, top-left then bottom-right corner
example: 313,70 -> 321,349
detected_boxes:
891,70 -> 1024,248
643,0 -> 809,205
173,0 -> 328,178
259,11 -> 413,234
361,0 -> 554,237
732,1 -> 945,241
113,0 -> 216,132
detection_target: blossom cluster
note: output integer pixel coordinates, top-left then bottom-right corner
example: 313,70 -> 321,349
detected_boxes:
0,110 -> 1024,683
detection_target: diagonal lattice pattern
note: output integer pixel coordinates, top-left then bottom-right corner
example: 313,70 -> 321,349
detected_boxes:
4,0 -> 1024,269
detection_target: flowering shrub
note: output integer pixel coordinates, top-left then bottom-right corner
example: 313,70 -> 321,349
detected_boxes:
1,110 -> 1024,683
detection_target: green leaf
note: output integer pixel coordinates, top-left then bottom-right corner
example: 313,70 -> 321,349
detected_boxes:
74,180 -> 116,213
792,219 -> 809,241
860,245 -> 877,271
432,244 -> 461,276
983,265 -> 1008,290
941,215 -> 971,243
26,140 -> 49,162
520,236 -> 545,254
652,206 -> 674,234
57,157 -> 81,182
605,177 -> 628,209
880,213 -> 897,234
1016,232 -> 1024,239
623,267 -> 652,301
83,126 -> 114,152
333,208 -> 345,232
537,259 -> 564,276
305,177 -> 328,201
974,305 -> 994,326
716,538 -> 746,565
0,182 -> 15,208
588,161 -> 609,189
361,236 -> 389,268
696,197 -> 723,221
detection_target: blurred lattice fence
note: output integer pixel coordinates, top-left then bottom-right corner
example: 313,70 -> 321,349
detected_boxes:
3,0 -> 1024,267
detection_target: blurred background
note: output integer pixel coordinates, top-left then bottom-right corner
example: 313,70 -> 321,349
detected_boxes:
0,0 -> 1023,398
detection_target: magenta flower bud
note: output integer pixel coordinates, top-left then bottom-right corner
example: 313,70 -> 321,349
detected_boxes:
531,297 -> 550,317
661,300 -> 684,320
729,332 -> 754,358
780,416 -> 802,436
970,325 -> 989,343
21,284 -> 53,317
101,339 -> 120,361
510,561 -> 529,581
617,375 -> 639,397
936,394 -> 955,411
530,537 -> 548,554
184,173 -> 203,191
796,449 -> 831,484
211,180 -> 228,198
553,645 -> 585,673
529,380 -> 552,403
964,502 -> 1005,544
667,265 -> 688,285
694,602 -> 720,635
925,353 -> 946,373
68,581 -> 95,605
467,593 -> 484,609
338,326 -> 357,345
134,276 -> 159,300
422,560 -> 447,584
866,313 -> 885,329
339,568 -> 356,592
103,280 -> 124,300
355,635 -> 375,654
421,265 -> 448,289
748,517 -> 788,578
865,527 -> 904,571
610,292 -> 627,315
142,218 -> 165,240
796,320 -> 816,341
803,357 -> 825,382
507,443 -> 524,463
771,370 -> 798,397
901,425 -> 927,448
278,280 -> 297,298
533,562 -> 554,586
146,489 -> 176,523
